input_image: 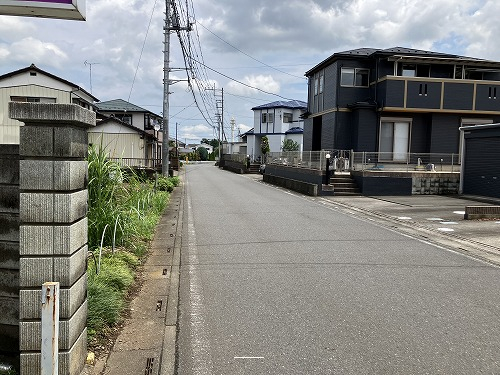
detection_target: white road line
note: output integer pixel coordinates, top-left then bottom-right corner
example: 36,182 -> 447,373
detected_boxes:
397,216 -> 412,220
187,194 -> 214,375
427,218 -> 444,221
438,227 -> 455,232
234,357 -> 265,359
453,211 -> 466,215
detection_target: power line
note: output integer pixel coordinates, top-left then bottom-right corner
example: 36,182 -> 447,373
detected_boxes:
197,21 -> 307,80
189,56 -> 298,101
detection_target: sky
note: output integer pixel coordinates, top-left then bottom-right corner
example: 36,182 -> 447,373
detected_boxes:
0,0 -> 497,144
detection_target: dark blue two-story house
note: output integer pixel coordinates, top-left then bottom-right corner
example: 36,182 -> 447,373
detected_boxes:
304,47 -> 500,161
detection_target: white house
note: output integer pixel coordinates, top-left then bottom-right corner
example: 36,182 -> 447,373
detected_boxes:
245,100 -> 307,161
0,64 -> 98,144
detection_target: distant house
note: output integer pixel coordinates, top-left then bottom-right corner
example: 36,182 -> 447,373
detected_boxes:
0,63 -> 98,144
89,114 -> 158,167
245,100 -> 307,161
94,99 -> 164,165
304,47 -> 500,160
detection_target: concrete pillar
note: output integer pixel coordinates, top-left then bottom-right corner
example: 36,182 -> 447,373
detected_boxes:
0,144 -> 20,369
9,103 -> 95,375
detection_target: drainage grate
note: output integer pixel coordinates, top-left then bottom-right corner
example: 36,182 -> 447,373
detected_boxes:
144,357 -> 154,375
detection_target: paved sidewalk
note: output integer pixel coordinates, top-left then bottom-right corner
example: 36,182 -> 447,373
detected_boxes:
85,182 -> 184,375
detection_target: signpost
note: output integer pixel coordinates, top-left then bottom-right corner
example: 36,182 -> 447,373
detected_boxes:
0,0 -> 86,20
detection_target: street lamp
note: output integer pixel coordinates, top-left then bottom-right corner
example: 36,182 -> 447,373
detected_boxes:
154,123 -> 160,168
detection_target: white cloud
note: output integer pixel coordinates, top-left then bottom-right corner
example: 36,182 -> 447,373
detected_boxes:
2,0 -> 500,142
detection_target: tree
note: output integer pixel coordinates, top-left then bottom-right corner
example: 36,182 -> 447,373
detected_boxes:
261,136 -> 270,156
281,139 -> 299,151
196,146 -> 209,161
201,138 -> 219,149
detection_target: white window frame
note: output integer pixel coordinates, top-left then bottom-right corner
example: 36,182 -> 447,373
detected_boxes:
340,67 -> 369,87
262,113 -> 274,123
283,112 -> 293,123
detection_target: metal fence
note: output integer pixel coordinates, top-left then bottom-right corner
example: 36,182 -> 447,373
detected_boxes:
263,150 -> 461,172
266,150 -> 350,170
351,152 -> 461,172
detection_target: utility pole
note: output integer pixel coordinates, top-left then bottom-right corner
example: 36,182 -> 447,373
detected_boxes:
161,0 -> 171,176
162,0 -> 191,176
206,85 -> 225,162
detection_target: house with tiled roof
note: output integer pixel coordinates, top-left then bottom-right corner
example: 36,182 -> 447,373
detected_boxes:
245,100 -> 307,161
94,99 -> 164,166
304,47 -> 500,160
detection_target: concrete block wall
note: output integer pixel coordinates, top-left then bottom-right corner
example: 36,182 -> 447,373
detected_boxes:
9,102 -> 95,375
412,174 -> 460,195
0,144 -> 20,364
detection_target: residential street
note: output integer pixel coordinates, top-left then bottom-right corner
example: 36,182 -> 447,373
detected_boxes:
176,163 -> 500,374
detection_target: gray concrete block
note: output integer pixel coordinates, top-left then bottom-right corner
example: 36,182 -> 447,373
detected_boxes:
20,274 -> 87,320
20,193 -> 53,223
20,300 -> 87,351
19,160 -> 54,190
53,218 -> 88,256
20,218 -> 87,256
0,296 -> 19,325
54,127 -> 89,158
54,161 -> 88,190
9,102 -> 96,128
20,327 -> 87,375
20,225 -> 54,256
53,246 -> 87,286
0,241 -> 20,269
19,257 -> 52,288
0,269 -> 19,297
0,213 -> 19,242
0,185 -> 20,213
19,126 -> 54,157
54,190 -> 88,223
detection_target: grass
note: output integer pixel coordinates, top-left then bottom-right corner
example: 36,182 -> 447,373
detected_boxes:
86,143 -> 180,345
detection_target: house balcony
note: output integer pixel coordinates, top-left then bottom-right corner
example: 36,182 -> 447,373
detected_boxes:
376,76 -> 500,114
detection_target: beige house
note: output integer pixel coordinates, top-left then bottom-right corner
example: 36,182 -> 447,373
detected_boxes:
90,114 -> 158,168
94,99 -> 163,166
0,64 -> 98,144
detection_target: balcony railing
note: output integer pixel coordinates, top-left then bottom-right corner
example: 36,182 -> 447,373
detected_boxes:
109,157 -> 162,169
377,76 -> 500,112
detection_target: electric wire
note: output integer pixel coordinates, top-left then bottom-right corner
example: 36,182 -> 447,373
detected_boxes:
197,21 -> 307,80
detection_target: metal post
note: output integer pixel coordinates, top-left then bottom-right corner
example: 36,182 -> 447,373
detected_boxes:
41,282 -> 60,375
162,0 -> 171,176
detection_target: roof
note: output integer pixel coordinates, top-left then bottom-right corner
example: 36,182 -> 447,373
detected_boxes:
95,99 -> 161,117
285,127 -> 304,134
305,46 -> 500,76
0,63 -> 99,102
94,113 -> 155,140
252,100 -> 307,111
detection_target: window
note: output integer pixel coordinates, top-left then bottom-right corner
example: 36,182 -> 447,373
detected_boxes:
262,113 -> 274,123
340,68 -> 369,87
11,96 -> 56,103
379,119 -> 411,161
116,114 -> 132,125
402,64 -> 416,77
319,72 -> 324,93
283,112 -> 293,123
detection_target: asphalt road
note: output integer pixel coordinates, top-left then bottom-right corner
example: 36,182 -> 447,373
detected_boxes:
176,164 -> 500,374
